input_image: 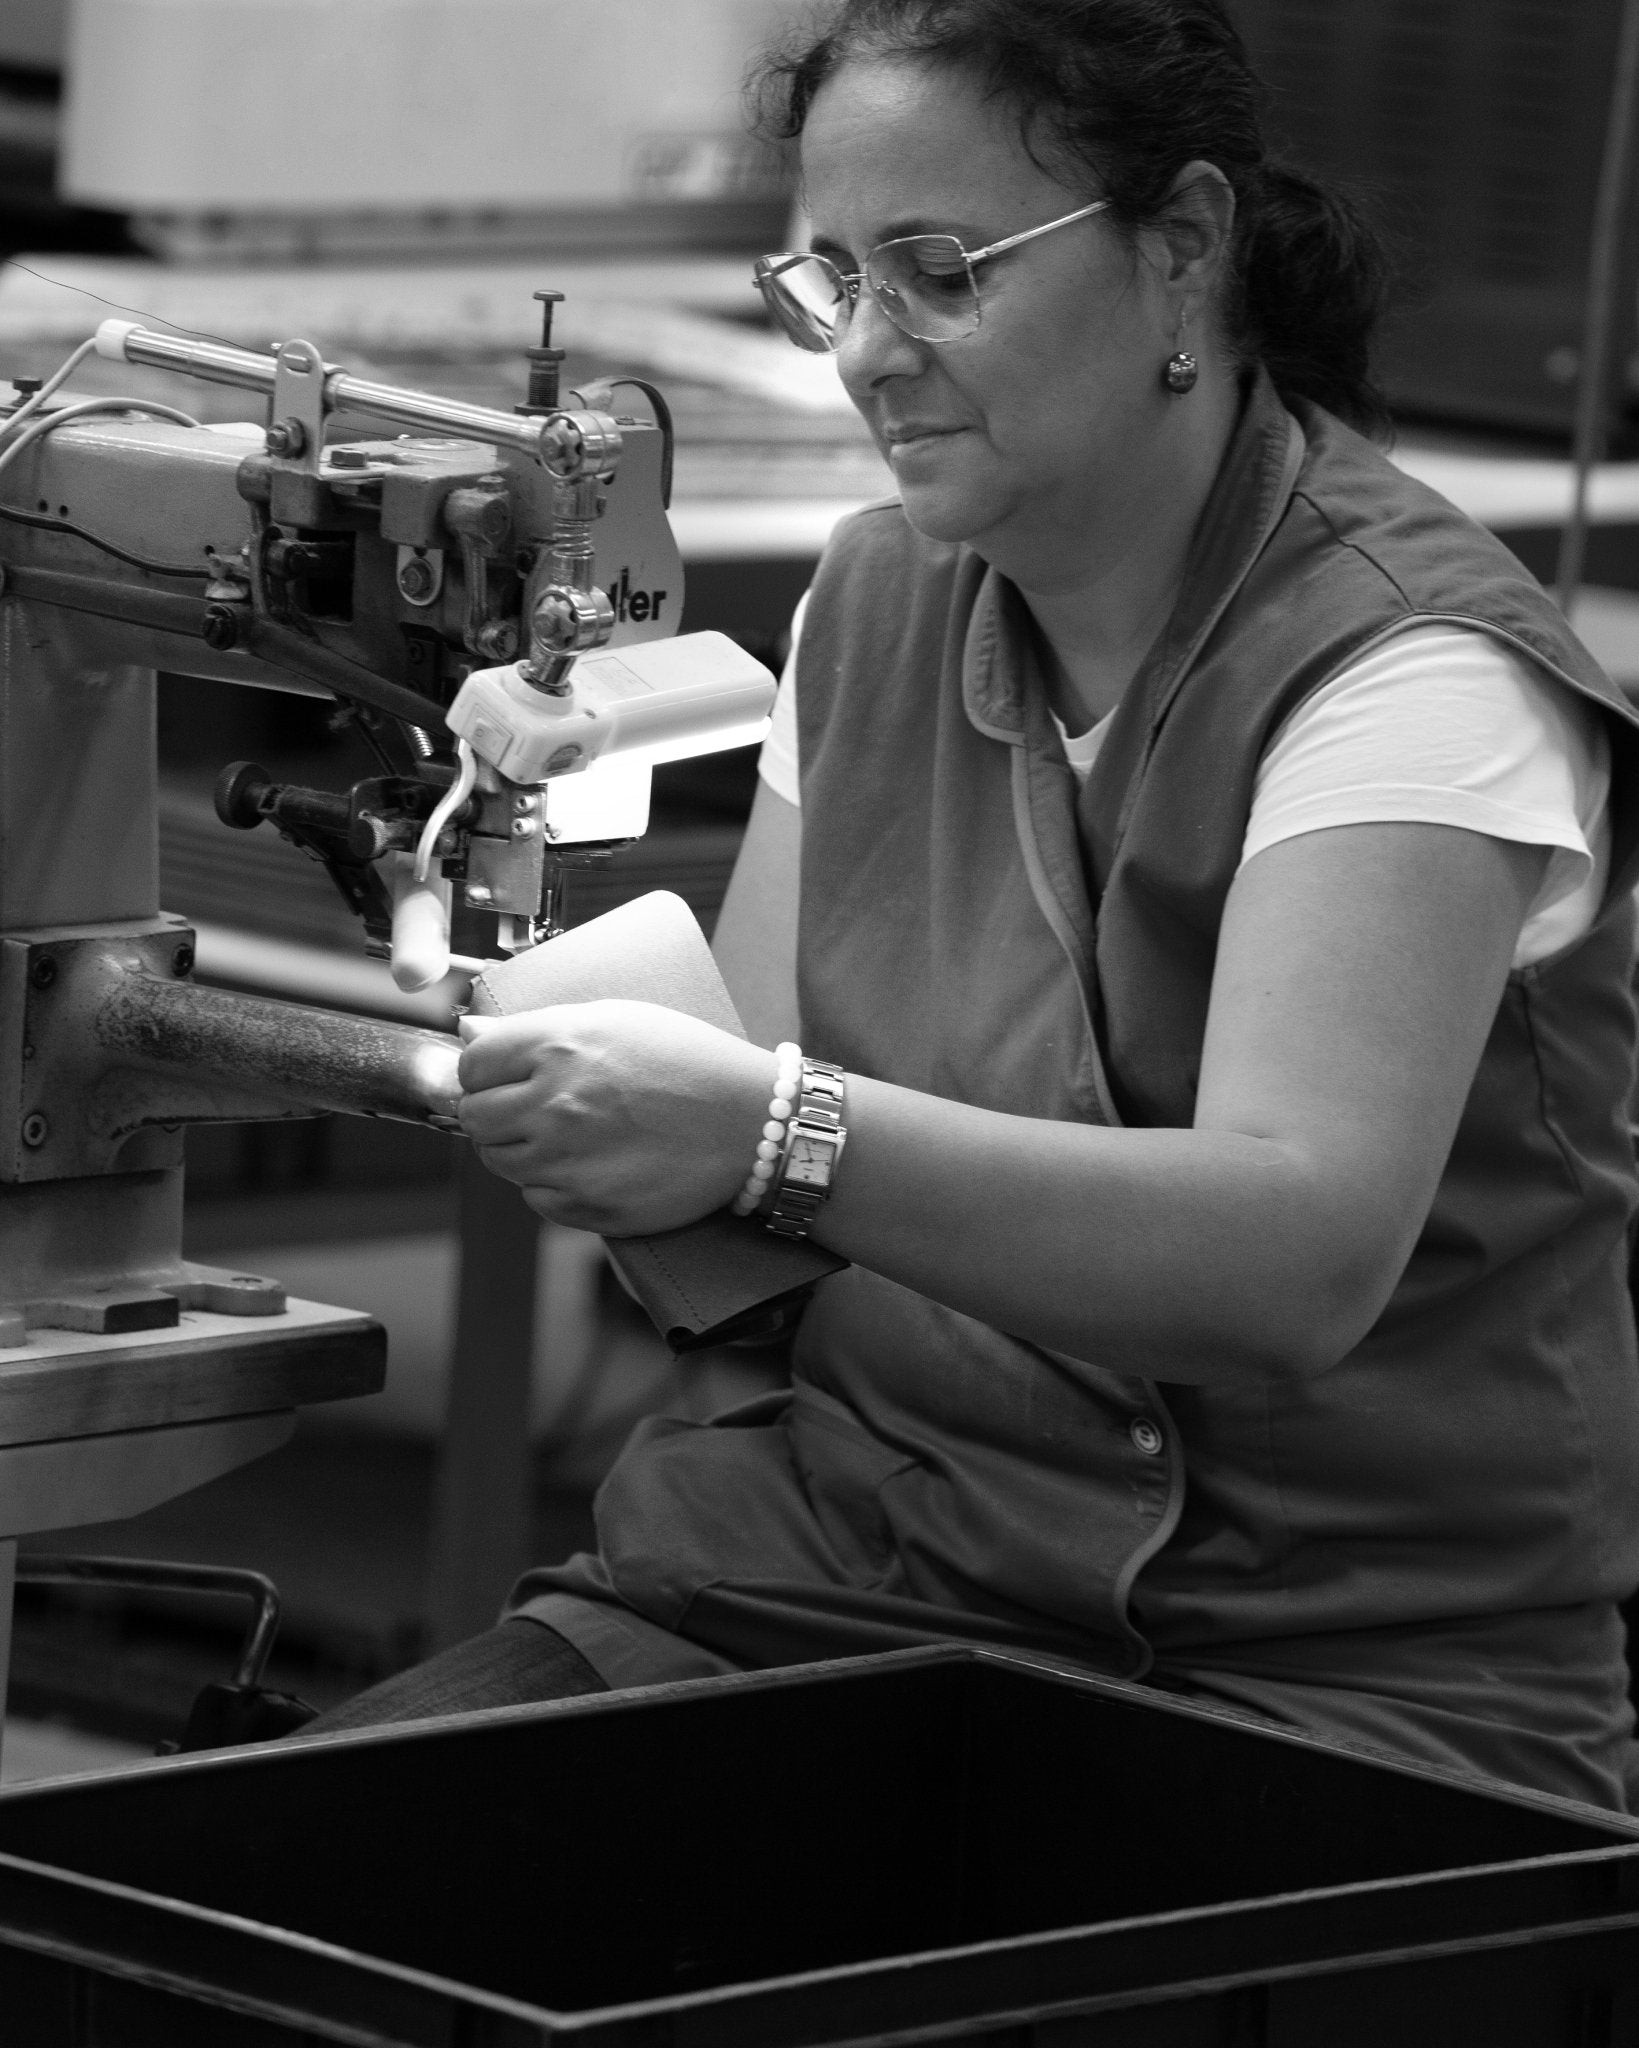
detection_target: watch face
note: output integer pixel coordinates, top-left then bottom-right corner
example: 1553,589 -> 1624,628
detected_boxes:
787,1134 -> 832,1186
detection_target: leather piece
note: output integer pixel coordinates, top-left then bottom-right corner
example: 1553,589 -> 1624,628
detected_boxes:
468,891 -> 844,1351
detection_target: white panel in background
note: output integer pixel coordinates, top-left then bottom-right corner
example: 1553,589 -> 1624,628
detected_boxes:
61,0 -> 805,211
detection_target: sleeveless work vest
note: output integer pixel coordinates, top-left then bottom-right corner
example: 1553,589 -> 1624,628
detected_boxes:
522,373 -> 1639,1798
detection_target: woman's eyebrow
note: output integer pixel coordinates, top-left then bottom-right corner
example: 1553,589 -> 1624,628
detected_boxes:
809,218 -> 982,262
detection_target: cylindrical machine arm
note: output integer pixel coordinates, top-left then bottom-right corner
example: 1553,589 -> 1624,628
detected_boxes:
96,321 -> 558,465
95,971 -> 463,1128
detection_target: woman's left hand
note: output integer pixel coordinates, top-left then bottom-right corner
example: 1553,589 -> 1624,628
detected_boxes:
456,1000 -> 772,1235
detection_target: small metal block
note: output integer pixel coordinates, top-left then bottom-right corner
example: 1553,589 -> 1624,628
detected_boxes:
175,1271 -> 287,1317
20,1112 -> 48,1148
34,1289 -> 180,1335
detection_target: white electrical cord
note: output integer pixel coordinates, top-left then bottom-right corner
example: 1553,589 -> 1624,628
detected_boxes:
0,396 -> 201,486
0,335 -> 98,449
413,736 -> 479,882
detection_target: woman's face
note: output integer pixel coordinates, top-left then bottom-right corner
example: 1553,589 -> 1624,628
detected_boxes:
801,56 -> 1188,580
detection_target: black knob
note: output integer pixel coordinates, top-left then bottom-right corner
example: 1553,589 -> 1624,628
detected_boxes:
214,761 -> 274,830
201,602 -> 241,651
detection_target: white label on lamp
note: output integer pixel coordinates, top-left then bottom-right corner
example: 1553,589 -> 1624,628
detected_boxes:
580,655 -> 654,700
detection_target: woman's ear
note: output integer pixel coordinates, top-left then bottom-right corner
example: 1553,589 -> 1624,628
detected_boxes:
1151,159 -> 1236,291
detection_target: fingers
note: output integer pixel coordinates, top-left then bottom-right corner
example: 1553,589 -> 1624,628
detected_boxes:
456,1010 -> 565,1093
458,1077 -> 552,1149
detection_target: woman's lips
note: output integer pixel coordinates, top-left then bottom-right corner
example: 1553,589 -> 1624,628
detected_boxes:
885,424 -> 966,454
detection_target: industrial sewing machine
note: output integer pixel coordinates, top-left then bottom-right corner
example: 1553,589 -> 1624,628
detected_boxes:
0,293 -> 774,1716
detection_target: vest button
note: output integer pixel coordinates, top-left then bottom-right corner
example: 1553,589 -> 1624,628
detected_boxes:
1130,1417 -> 1164,1457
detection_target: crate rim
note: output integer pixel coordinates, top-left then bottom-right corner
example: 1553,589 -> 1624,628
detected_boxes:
3,1643 -> 1631,1839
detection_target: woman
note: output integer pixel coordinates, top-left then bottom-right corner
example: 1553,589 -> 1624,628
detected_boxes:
314,0 -> 1639,1808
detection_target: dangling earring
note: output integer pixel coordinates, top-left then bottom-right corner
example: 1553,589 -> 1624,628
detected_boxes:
1163,308 -> 1199,396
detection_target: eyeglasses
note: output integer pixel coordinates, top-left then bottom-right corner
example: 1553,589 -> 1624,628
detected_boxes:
753,197 -> 1111,354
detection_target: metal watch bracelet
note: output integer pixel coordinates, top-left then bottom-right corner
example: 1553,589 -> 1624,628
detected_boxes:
762,1058 -> 847,1239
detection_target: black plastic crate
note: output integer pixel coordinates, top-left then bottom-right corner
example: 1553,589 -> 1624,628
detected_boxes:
0,1646 -> 1637,2045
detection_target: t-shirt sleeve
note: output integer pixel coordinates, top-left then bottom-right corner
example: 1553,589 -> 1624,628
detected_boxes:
756,590 -> 807,808
1240,622 -> 1612,967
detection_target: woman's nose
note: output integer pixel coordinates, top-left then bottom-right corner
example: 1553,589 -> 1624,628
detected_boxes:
834,287 -> 926,395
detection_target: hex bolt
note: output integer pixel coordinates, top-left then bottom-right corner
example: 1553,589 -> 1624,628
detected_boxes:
397,554 -> 437,602
29,955 -> 56,990
171,943 -> 195,978
20,1112 -> 48,1149
474,620 -> 518,662
266,417 -> 307,458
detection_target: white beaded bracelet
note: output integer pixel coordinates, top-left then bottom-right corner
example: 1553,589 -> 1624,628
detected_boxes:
732,1041 -> 803,1217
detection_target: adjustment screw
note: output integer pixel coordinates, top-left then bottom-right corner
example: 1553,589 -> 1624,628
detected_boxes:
397,554 -> 437,602
200,603 -> 240,651
11,377 -> 41,398
474,620 -> 518,661
464,883 -> 493,906
171,943 -> 195,978
29,955 -> 56,990
512,794 -> 536,814
266,417 -> 307,458
20,1112 -> 48,1149
511,816 -> 538,840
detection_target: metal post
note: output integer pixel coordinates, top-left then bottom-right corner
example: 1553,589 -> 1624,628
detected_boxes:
0,1538 -> 15,1774
424,1147 -> 542,1652
1556,0 -> 1639,612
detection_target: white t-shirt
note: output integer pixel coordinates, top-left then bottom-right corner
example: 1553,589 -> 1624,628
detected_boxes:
757,605 -> 1611,970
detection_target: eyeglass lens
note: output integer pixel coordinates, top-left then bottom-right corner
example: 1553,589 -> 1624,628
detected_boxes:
755,236 -> 981,353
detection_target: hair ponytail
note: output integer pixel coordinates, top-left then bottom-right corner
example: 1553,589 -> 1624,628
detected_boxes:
1234,163 -> 1391,437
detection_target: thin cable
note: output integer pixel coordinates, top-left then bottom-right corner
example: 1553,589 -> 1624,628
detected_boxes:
0,501 -> 211,579
570,375 -> 675,506
0,397 -> 201,485
414,736 -> 479,882
1557,0 -> 1639,614
0,336 -> 98,448
3,262 -> 247,351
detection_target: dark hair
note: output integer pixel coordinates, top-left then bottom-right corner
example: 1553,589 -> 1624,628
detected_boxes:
751,0 -> 1391,438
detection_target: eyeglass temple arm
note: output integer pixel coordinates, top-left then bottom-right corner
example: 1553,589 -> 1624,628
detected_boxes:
964,197 -> 1111,267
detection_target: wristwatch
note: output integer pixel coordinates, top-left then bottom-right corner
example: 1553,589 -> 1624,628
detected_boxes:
764,1057 -> 847,1238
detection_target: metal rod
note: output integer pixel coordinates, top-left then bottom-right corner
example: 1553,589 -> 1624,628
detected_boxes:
94,972 -> 463,1127
426,1146 -> 542,1651
109,325 -> 553,464
245,618 -> 452,733
15,1555 -> 283,1688
1557,0 -> 1639,612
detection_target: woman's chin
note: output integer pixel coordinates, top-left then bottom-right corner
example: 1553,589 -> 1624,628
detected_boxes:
891,471 -> 1001,547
